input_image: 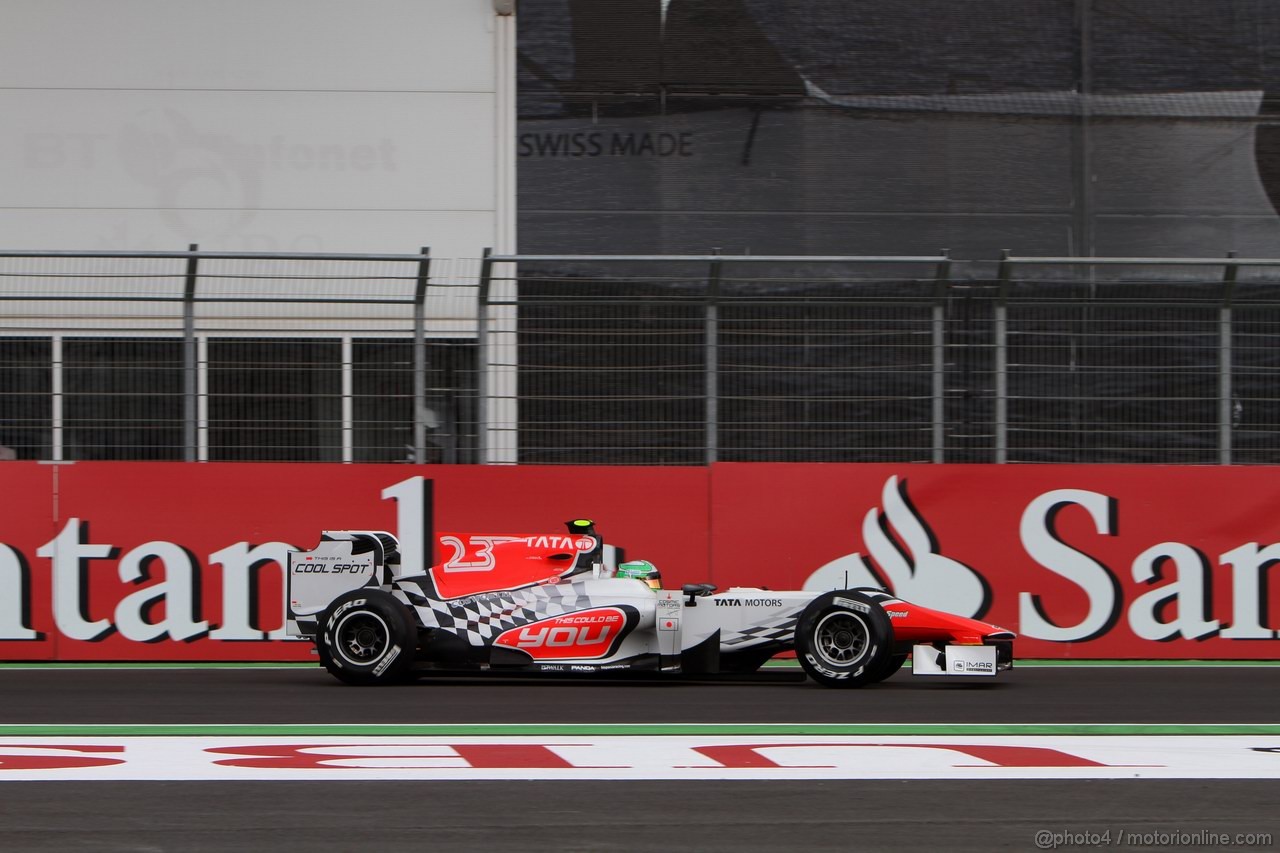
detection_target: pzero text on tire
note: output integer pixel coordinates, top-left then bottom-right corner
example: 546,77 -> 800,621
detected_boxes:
794,590 -> 894,688
318,590 -> 417,685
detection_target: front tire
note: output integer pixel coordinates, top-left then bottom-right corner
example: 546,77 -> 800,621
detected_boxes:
795,590 -> 894,688
868,653 -> 909,684
317,590 -> 417,685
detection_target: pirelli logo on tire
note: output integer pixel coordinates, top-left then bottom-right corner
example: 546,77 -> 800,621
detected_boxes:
372,644 -> 402,676
833,596 -> 871,613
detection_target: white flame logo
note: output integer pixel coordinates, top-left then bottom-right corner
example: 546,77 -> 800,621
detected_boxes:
803,475 -> 990,618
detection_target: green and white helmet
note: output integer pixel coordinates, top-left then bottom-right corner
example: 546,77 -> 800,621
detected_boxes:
615,559 -> 662,590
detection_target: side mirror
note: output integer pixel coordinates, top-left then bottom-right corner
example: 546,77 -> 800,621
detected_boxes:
681,583 -> 717,606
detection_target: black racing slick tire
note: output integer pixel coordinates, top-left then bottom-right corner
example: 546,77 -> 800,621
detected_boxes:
868,653 -> 909,684
795,590 -> 894,688
317,590 -> 417,686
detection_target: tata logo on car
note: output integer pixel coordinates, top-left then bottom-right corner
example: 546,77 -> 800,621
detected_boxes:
493,607 -> 628,660
524,535 -> 595,552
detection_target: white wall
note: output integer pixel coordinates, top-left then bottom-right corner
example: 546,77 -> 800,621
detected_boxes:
0,0 -> 511,256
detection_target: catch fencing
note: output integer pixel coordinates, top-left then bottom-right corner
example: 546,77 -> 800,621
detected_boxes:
1,248 -> 1277,465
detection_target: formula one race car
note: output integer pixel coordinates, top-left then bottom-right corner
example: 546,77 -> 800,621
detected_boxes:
286,520 -> 1014,687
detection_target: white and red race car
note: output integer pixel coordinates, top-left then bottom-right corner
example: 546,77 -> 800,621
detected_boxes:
286,519 -> 1014,687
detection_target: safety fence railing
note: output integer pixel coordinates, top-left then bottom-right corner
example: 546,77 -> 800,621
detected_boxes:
481,252 -> 1280,465
996,253 -> 1280,466
1,248 -> 1278,465
479,252 -> 953,464
0,247 -> 481,464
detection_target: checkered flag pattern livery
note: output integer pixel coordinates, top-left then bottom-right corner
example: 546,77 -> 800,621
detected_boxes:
394,578 -> 598,646
720,613 -> 801,647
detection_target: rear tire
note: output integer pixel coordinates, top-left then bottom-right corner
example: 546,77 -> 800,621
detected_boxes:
795,590 -> 894,688
317,590 -> 417,686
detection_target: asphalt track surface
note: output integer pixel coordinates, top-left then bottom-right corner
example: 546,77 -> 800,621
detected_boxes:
2,665 -> 1279,725
2,666 -> 1279,852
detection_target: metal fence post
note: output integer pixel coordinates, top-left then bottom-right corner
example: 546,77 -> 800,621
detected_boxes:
994,250 -> 1011,463
50,334 -> 63,462
932,250 -> 951,463
706,251 -> 722,465
1073,0 -> 1095,258
477,248 -> 493,464
183,243 -> 199,463
341,335 -> 354,463
1220,252 -> 1237,465
412,247 -> 431,464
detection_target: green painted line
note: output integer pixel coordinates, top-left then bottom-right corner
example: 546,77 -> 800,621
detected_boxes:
1,723 -> 1278,737
765,659 -> 1280,669
1009,659 -> 1280,667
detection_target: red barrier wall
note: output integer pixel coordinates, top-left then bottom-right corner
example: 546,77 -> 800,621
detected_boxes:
1,462 -> 1278,660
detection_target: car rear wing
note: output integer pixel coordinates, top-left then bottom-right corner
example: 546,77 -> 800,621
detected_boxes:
285,530 -> 400,637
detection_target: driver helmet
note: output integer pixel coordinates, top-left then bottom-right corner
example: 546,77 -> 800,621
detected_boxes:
615,559 -> 662,590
